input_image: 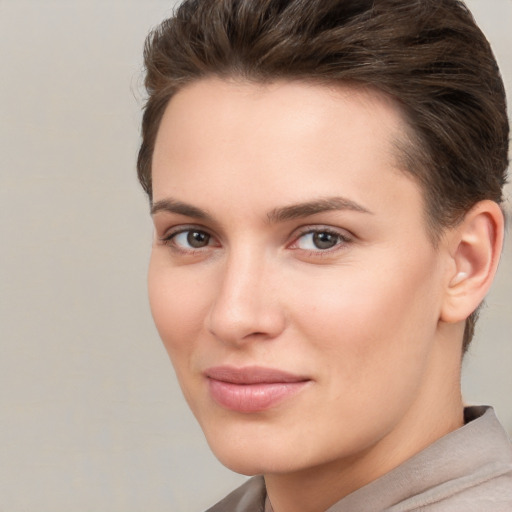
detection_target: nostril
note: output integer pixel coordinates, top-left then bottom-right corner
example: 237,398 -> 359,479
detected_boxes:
207,306 -> 286,346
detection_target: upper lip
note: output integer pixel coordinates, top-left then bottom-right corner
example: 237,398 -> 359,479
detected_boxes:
204,366 -> 310,384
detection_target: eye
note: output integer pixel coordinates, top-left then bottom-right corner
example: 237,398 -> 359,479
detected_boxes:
292,228 -> 351,252
162,228 -> 217,251
175,230 -> 211,248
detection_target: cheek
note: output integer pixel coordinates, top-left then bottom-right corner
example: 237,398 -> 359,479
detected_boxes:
286,251 -> 442,377
147,254 -> 211,360
274,258 -> 443,452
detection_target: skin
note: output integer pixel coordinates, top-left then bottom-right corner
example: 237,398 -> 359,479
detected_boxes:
148,78 -> 501,512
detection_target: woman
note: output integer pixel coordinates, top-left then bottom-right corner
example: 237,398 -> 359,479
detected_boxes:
138,1 -> 512,510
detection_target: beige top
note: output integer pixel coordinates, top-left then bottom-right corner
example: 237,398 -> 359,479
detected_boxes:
206,406 -> 512,512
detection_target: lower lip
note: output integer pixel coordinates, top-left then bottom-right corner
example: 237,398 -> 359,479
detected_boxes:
208,379 -> 309,413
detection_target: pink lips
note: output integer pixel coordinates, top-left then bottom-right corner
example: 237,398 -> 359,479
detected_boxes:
205,366 -> 310,413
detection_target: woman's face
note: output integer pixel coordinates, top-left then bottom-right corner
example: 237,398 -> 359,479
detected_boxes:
149,78 -> 450,476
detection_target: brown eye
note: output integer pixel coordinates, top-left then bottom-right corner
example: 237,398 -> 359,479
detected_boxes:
312,232 -> 339,250
165,229 -> 214,250
291,226 -> 352,255
295,230 -> 347,251
186,230 -> 210,248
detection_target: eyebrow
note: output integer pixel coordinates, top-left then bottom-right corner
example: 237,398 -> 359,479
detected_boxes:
267,196 -> 373,223
150,196 -> 372,222
151,198 -> 213,220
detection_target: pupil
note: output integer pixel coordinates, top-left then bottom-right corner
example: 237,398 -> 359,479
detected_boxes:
313,232 -> 337,249
187,231 -> 209,248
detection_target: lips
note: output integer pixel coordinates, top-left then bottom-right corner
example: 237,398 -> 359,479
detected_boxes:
205,366 -> 310,413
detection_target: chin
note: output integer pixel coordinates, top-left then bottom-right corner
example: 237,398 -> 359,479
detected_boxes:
201,421 -> 306,476
212,447 -> 301,476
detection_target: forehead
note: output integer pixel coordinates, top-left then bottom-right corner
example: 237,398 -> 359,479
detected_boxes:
154,78 -> 406,168
152,78 -> 425,225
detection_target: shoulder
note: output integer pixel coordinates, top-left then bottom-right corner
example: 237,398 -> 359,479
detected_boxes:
386,406 -> 512,511
333,407 -> 512,512
205,476 -> 266,512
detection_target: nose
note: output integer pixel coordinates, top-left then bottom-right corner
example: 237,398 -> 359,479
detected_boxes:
206,247 -> 286,346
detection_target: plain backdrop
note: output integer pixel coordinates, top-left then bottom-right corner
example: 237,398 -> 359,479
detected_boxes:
0,1 -> 510,511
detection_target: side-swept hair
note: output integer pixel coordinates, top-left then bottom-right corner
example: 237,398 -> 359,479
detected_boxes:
137,0 -> 509,350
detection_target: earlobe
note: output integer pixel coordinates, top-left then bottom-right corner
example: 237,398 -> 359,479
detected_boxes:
440,200 -> 504,324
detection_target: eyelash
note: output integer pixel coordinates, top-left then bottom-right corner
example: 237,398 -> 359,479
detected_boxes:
159,226 -> 218,254
159,225 -> 353,256
288,226 -> 353,255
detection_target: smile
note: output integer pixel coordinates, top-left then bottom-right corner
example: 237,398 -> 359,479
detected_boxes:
205,366 -> 311,413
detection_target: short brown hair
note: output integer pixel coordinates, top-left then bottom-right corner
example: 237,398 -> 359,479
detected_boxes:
137,0 -> 509,350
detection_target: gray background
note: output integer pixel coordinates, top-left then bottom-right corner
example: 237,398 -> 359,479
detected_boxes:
0,1 -> 510,511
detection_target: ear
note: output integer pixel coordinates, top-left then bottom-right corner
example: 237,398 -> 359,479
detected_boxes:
440,200 -> 504,324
